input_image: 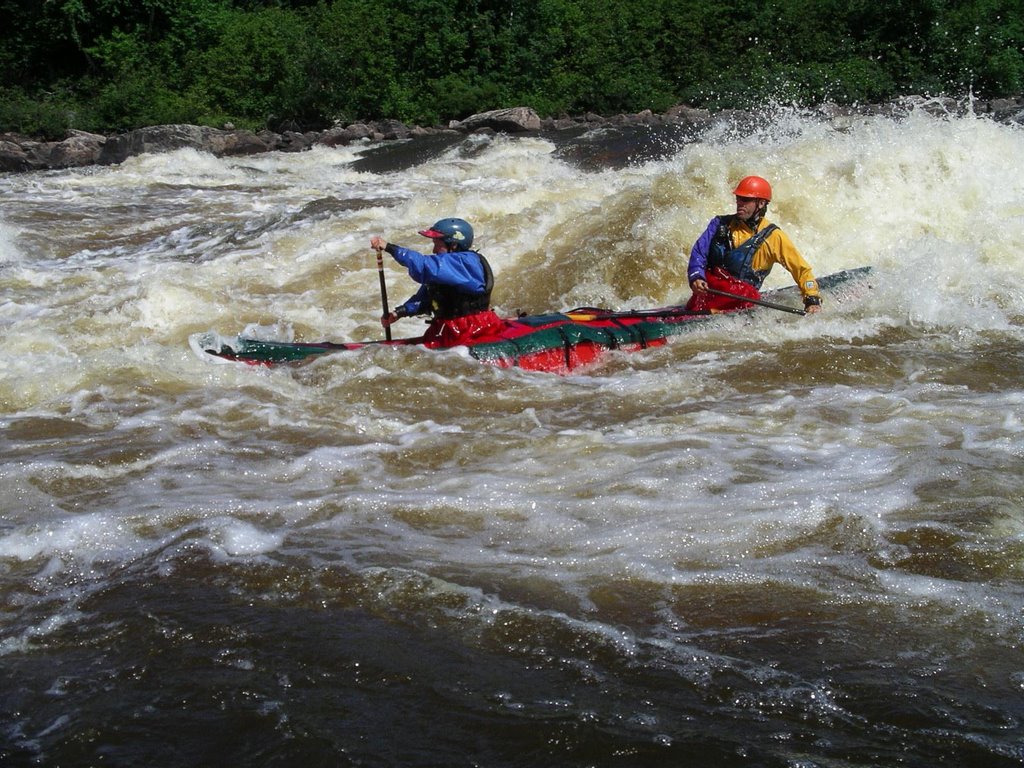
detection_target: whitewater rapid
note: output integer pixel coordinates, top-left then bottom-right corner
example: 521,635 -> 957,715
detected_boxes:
1,100 -> 1022,767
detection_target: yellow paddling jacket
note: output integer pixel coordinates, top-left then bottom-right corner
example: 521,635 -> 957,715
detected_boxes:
688,215 -> 820,302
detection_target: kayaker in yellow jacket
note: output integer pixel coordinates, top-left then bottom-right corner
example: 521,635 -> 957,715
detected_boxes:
686,175 -> 822,314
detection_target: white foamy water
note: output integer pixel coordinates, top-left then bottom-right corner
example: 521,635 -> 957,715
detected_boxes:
1,102 -> 1022,766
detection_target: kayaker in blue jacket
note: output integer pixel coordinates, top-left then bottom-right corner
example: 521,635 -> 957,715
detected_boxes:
370,218 -> 505,347
686,175 -> 822,314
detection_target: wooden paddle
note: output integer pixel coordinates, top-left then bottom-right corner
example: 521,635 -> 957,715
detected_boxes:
375,246 -> 392,341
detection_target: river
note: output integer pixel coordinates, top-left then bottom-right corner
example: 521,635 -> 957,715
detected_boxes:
1,99 -> 1022,767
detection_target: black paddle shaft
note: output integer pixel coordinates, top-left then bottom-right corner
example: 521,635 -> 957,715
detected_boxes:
705,287 -> 807,316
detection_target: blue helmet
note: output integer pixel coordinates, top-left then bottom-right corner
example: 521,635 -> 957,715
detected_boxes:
418,217 -> 474,250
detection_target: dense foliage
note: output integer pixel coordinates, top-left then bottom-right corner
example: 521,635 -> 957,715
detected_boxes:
2,0 -> 1022,137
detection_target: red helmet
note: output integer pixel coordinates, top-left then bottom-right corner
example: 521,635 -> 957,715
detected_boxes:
733,176 -> 772,201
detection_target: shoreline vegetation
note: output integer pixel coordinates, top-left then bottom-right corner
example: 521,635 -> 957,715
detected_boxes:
3,96 -> 1023,174
3,0 -> 1023,174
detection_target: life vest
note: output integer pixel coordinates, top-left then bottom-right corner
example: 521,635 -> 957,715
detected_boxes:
707,215 -> 778,288
427,251 -> 494,319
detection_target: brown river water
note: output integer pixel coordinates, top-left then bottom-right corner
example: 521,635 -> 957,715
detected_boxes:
1,100 -> 1022,766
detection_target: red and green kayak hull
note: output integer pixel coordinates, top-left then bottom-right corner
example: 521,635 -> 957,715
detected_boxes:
191,267 -> 871,374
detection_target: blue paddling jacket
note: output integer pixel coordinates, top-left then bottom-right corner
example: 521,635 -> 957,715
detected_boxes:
386,244 -> 494,319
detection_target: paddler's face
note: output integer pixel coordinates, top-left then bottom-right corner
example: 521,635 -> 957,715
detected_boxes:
431,237 -> 449,254
735,195 -> 764,220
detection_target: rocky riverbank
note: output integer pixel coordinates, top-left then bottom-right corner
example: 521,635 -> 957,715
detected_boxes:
2,97 -> 1022,174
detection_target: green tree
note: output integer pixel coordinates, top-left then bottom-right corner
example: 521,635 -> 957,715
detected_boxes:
935,0 -> 1024,94
190,6 -> 314,128
307,0 -> 415,122
2,0 -> 1023,137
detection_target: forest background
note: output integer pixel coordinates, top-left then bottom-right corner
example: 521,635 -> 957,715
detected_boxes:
2,0 -> 1022,139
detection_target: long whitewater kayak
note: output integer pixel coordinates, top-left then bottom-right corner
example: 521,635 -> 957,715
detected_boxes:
190,266 -> 872,374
